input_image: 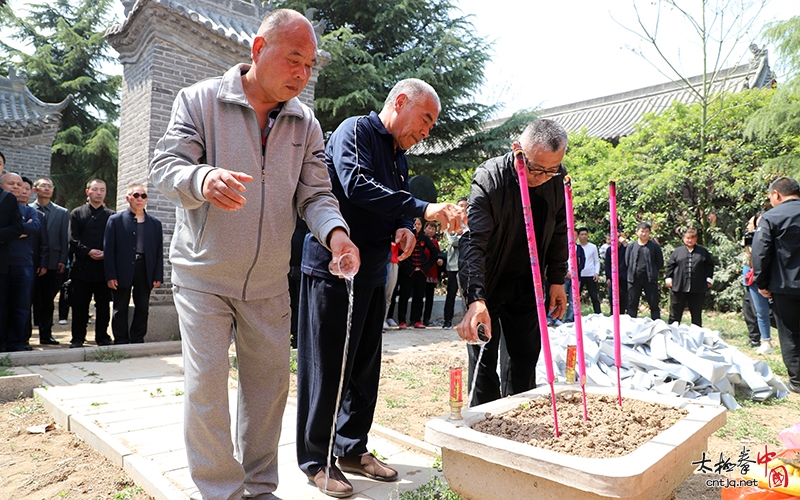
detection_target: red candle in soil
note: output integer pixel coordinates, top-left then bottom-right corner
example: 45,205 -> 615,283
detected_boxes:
450,367 -> 463,403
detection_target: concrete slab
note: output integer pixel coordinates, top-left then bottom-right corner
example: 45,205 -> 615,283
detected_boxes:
0,373 -> 43,401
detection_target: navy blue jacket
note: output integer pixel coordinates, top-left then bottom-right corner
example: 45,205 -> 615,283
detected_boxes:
604,243 -> 628,280
8,203 -> 45,268
103,208 -> 164,288
0,190 -> 24,273
302,112 -> 428,287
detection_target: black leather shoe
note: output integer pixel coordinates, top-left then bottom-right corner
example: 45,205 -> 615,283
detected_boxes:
96,340 -> 113,346
39,337 -> 60,345
9,345 -> 33,352
69,343 -> 84,349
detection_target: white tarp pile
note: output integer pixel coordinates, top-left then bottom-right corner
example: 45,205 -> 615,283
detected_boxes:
538,314 -> 789,410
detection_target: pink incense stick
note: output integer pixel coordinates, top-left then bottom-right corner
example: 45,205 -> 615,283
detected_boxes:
563,177 -> 588,421
609,181 -> 623,406
513,143 -> 559,437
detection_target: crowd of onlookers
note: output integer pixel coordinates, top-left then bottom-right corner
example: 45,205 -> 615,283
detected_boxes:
0,152 -> 163,352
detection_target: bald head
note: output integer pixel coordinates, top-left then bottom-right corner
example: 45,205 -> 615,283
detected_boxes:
0,172 -> 23,196
257,9 -> 316,45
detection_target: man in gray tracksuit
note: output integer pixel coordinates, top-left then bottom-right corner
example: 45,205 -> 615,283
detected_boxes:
149,10 -> 358,500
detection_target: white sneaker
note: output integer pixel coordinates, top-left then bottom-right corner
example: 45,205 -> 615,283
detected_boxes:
386,318 -> 397,327
756,342 -> 774,355
383,321 -> 389,329
58,319 -> 67,325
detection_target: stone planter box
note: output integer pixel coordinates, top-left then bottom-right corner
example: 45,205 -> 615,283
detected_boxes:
425,385 -> 726,500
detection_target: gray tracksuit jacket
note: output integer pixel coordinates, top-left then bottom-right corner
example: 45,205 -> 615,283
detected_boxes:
150,64 -> 347,301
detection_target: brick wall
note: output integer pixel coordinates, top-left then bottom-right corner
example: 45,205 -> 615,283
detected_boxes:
0,122 -> 60,185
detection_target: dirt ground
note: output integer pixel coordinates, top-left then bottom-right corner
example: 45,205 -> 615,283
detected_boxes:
4,313 -> 799,499
350,331 -> 800,500
0,397 -> 153,500
473,391 -> 688,458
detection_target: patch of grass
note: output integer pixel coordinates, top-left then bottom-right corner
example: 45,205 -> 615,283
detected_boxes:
10,399 -> 42,417
715,407 -> 781,445
393,474 -> 460,499
113,486 -> 144,500
92,348 -> 130,363
91,401 -> 108,407
371,450 -> 387,461
385,396 -> 408,409
0,354 -> 15,377
172,388 -> 184,397
149,388 -> 163,398
87,371 -> 99,377
388,368 -> 424,389
432,454 -> 442,472
290,349 -> 297,373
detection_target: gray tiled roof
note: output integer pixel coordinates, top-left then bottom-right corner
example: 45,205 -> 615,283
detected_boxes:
539,51 -> 772,141
410,51 -> 772,156
106,0 -> 302,48
0,67 -> 71,129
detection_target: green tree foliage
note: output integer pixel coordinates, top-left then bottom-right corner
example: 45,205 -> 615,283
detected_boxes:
746,15 -> 800,178
274,0 -> 496,187
565,89 -> 797,311
0,0 -> 121,209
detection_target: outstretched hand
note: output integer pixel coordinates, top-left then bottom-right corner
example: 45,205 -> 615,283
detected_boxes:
202,169 -> 254,211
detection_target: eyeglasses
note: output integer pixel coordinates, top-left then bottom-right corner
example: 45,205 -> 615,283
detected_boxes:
130,193 -> 148,199
522,154 -> 562,177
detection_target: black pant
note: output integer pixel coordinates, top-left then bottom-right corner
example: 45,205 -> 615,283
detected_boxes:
70,278 -> 111,345
627,279 -> 660,319
579,276 -> 601,314
59,278 -> 71,321
111,259 -> 153,344
743,288 -> 761,346
397,271 -> 425,324
423,281 -> 436,325
288,270 -> 301,348
669,291 -> 705,326
607,278 -> 629,316
443,270 -> 460,323
295,274 -> 385,476
467,281 -> 541,407
32,270 -> 65,339
772,293 -> 800,388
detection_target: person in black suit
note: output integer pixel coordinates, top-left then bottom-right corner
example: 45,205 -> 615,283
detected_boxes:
0,172 -> 24,351
30,177 -> 70,345
18,177 -> 50,346
68,179 -> 114,348
665,228 -> 715,326
104,184 -> 163,344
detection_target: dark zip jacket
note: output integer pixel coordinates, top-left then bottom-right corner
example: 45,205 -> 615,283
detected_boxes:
752,197 -> 800,295
458,152 -> 568,305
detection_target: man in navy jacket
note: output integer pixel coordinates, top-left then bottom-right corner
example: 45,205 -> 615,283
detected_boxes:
104,184 -> 163,343
296,79 -> 465,497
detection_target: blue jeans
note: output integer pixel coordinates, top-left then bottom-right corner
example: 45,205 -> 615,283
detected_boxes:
5,266 -> 34,350
748,284 -> 771,341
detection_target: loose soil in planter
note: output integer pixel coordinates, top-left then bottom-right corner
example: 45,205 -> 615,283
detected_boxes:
472,390 -> 688,458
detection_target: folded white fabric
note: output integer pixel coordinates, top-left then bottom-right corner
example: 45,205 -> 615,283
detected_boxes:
536,314 -> 788,410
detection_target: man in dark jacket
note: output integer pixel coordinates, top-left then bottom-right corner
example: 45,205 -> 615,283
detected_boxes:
457,119 -> 569,406
605,233 -> 629,315
104,184 -> 163,344
665,228 -> 715,326
68,179 -> 114,348
0,177 -> 23,351
626,221 -> 664,319
752,176 -> 800,394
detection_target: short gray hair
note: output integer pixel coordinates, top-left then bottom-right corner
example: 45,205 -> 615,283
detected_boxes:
383,78 -> 441,112
520,119 -> 568,153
